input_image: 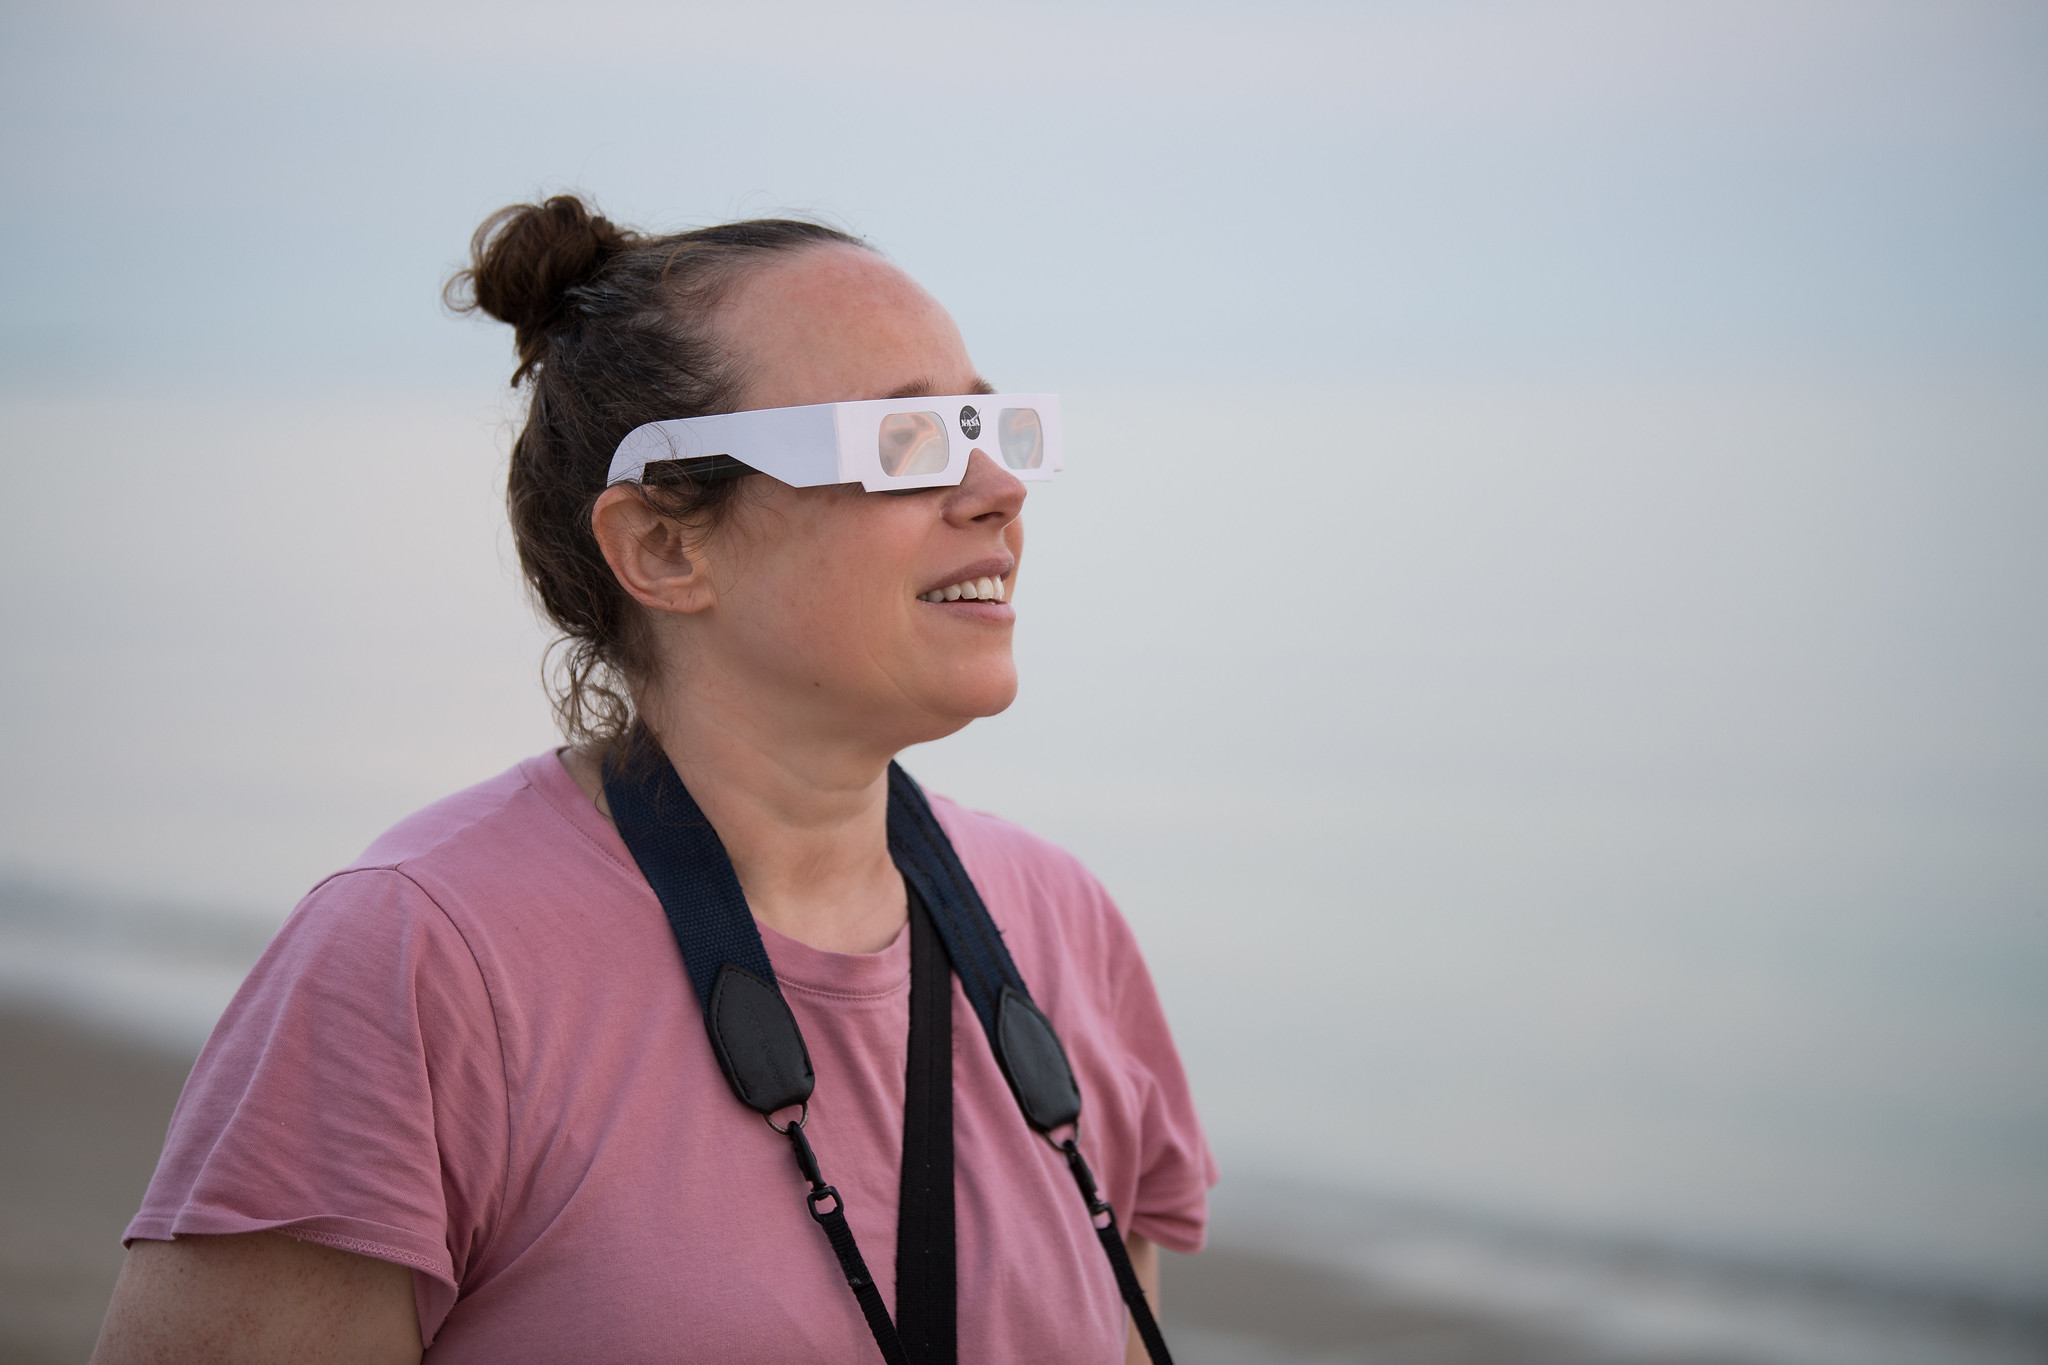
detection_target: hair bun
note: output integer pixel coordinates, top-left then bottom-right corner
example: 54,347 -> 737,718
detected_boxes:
449,195 -> 640,383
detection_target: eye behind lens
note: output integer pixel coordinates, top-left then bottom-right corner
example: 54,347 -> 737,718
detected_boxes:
878,411 -> 949,477
996,408 -> 1043,470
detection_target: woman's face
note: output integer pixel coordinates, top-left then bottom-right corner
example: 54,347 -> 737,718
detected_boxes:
670,245 -> 1029,752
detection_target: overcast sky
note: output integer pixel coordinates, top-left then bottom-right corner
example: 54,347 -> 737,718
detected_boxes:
2,0 -> 2043,391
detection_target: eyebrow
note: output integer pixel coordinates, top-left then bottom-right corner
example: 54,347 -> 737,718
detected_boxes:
881,376 -> 997,399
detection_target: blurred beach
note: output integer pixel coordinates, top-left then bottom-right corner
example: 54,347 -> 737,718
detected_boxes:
6,872 -> 2045,1365
5,892 -> 2043,1365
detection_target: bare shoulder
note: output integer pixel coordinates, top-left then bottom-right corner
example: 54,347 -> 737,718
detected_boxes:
94,1232 -> 420,1365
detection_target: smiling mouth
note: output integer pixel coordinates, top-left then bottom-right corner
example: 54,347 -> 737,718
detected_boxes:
918,575 -> 1008,604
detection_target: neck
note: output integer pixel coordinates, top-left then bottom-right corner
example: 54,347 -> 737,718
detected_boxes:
579,687 -> 909,957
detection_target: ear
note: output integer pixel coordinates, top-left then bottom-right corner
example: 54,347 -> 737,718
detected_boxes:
590,485 -> 718,615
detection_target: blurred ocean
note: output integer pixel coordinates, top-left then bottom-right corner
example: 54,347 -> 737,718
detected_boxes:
4,379 -> 2043,1363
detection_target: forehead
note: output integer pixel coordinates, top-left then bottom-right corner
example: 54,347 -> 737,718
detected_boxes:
716,244 -> 977,410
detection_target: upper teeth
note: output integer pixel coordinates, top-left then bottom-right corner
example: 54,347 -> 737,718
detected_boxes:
920,576 -> 1006,603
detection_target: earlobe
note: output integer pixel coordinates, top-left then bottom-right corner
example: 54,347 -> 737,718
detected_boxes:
591,486 -> 717,615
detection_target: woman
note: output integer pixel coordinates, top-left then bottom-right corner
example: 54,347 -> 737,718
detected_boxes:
93,197 -> 1214,1364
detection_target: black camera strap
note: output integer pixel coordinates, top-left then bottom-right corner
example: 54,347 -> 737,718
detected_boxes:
603,746 -> 1173,1365
895,889 -> 955,1363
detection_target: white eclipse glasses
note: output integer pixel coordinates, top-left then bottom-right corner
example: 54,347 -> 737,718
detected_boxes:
606,393 -> 1063,493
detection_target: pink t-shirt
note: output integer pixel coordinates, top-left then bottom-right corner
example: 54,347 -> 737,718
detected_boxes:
129,752 -> 1216,1362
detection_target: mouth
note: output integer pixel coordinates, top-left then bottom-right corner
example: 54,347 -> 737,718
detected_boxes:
918,568 -> 1011,604
918,574 -> 1008,604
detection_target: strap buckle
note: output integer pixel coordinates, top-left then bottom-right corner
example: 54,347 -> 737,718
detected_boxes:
1057,1135 -> 1115,1226
806,1183 -> 844,1222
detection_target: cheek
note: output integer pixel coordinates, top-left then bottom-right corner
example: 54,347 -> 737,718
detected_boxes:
730,511 -> 919,665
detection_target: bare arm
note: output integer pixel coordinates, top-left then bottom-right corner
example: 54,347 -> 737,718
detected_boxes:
1122,1232 -> 1161,1365
93,1232 -> 421,1365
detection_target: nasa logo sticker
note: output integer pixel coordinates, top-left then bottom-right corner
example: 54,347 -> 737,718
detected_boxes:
958,405 -> 982,439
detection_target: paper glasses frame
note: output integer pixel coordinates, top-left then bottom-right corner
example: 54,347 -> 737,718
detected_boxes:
606,393 -> 1063,493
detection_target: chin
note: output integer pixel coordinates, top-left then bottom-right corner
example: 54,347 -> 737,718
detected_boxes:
908,668 -> 1019,740
958,675 -> 1021,720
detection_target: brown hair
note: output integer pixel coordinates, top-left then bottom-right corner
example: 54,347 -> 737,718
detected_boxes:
446,195 -> 867,744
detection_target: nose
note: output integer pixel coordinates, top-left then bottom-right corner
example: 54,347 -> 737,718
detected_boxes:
943,448 -> 1027,529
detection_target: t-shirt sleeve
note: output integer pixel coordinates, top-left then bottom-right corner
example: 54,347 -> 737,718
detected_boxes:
1095,898 -> 1220,1255
936,797 -> 1223,1257
126,867 -> 508,1343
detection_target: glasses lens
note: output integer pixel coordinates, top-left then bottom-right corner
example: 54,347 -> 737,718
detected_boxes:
878,411 -> 949,477
997,408 -> 1043,469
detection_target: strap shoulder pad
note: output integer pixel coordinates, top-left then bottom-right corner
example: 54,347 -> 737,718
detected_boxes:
994,984 -> 1083,1131
708,962 -> 816,1114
